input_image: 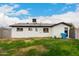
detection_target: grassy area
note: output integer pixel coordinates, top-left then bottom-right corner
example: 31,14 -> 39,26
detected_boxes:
0,37 -> 79,56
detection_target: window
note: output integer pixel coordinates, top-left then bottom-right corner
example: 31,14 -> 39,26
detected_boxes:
35,28 -> 38,32
28,27 -> 32,31
43,28 -> 49,33
17,28 -> 23,31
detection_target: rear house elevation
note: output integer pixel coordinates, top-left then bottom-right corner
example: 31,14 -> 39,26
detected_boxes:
10,19 -> 73,38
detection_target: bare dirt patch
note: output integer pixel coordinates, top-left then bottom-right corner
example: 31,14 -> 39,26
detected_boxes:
18,45 -> 47,53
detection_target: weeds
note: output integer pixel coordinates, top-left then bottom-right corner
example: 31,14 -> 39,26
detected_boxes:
0,38 -> 78,56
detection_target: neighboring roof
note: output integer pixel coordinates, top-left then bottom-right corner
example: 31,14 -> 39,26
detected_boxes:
9,22 -> 72,27
0,27 -> 11,30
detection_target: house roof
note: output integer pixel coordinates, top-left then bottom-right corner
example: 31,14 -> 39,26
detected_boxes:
9,23 -> 53,27
52,22 -> 72,27
9,22 -> 72,27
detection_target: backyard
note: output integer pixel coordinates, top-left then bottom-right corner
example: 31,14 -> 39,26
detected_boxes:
0,38 -> 79,56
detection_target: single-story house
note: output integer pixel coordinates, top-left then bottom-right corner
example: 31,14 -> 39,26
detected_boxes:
9,19 -> 76,39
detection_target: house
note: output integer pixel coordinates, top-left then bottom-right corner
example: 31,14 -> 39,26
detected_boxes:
9,19 -> 74,39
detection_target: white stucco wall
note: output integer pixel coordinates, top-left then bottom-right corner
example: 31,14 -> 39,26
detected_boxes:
51,24 -> 70,38
11,27 -> 52,38
11,24 -> 70,38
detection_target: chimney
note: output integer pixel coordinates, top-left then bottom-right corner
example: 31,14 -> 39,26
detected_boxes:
32,18 -> 37,23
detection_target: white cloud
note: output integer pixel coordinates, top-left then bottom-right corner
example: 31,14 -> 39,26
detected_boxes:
16,9 -> 29,16
0,4 -> 14,13
0,12 -> 26,27
0,4 -> 30,27
0,4 -> 30,16
13,4 -> 20,8
51,12 -> 79,27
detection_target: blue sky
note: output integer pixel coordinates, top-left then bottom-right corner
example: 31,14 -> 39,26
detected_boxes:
15,3 -> 76,15
0,3 -> 77,19
0,3 -> 79,27
16,3 -> 76,16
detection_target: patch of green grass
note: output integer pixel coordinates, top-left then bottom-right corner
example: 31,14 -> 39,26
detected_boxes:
0,38 -> 79,56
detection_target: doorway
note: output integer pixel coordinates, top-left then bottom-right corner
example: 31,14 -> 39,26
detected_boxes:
64,27 -> 68,37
